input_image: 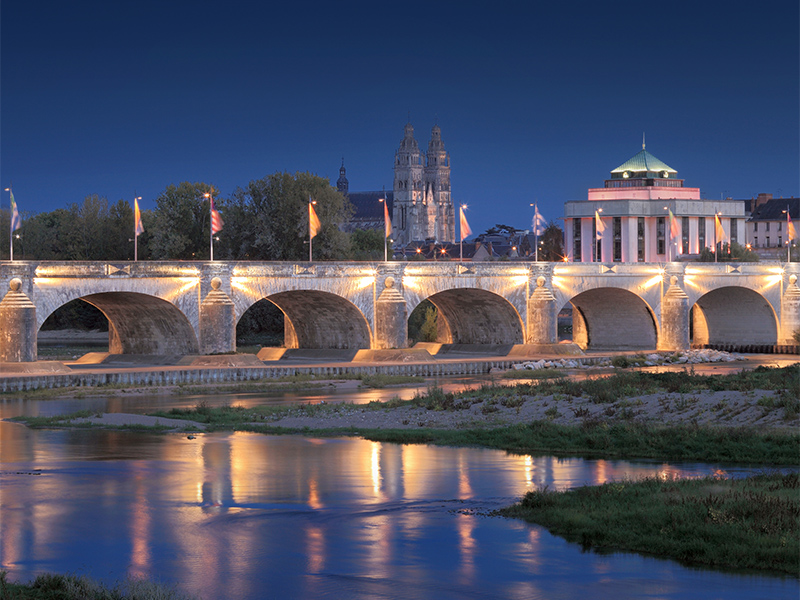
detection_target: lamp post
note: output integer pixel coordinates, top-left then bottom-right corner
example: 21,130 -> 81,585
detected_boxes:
204,192 -> 214,261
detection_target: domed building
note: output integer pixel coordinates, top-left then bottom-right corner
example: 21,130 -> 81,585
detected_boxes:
563,144 -> 746,262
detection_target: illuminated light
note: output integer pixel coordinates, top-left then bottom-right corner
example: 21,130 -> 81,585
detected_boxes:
355,276 -> 376,290
162,279 -> 200,301
641,275 -> 663,290
550,276 -> 569,290
767,267 -> 784,274
512,275 -> 528,286
402,275 -> 419,290
684,267 -> 700,275
762,274 -> 783,290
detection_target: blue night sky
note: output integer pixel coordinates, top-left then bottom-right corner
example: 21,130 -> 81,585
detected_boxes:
2,1 -> 798,236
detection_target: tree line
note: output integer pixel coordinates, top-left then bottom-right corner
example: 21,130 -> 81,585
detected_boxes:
0,173 -> 385,261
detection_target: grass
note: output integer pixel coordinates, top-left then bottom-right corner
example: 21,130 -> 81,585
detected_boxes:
499,472 -> 800,575
0,571 -> 197,599
353,421 -> 799,465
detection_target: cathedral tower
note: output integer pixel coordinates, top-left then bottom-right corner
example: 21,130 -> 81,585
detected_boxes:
392,123 -> 424,245
424,124 -> 454,242
392,122 -> 454,245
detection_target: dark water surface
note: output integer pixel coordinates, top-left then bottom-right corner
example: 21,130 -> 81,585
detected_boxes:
1,373 -> 798,599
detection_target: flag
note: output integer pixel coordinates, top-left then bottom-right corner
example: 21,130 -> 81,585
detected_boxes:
309,200 -> 321,239
210,197 -> 224,234
788,211 -> 797,241
10,191 -> 21,233
714,214 -> 726,243
134,198 -> 144,237
383,199 -> 392,238
459,205 -> 472,241
594,210 -> 605,238
532,204 -> 546,236
668,209 -> 679,238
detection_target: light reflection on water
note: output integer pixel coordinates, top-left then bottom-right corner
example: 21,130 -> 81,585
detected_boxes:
1,425 -> 797,600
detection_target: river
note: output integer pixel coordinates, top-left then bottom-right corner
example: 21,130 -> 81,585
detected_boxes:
0,372 -> 797,599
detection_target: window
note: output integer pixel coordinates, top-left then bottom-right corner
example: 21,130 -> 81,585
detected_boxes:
698,217 -> 706,249
778,222 -> 782,231
657,217 -> 666,255
682,217 -> 689,254
766,236 -> 770,247
592,217 -> 599,261
766,222 -> 770,231
779,236 -> 783,247
573,218 -> 581,262
730,218 -> 738,245
754,237 -> 759,247
613,217 -> 621,262
754,222 -> 758,232
637,217 -> 645,261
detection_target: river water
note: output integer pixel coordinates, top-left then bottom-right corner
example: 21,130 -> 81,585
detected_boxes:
1,375 -> 798,599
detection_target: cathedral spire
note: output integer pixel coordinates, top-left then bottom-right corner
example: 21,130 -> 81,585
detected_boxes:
336,158 -> 349,195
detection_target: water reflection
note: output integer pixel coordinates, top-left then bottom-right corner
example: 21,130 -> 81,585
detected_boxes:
1,428 -> 797,600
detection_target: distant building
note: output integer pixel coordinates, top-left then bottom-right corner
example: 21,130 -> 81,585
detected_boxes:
337,122 -> 456,246
392,123 -> 455,245
335,161 -> 393,233
563,144 -> 746,262
743,193 -> 799,252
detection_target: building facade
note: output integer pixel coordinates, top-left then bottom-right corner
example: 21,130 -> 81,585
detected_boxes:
744,193 -> 799,251
392,123 -> 455,246
564,145 -> 746,262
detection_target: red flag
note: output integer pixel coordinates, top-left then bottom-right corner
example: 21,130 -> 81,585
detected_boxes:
134,198 -> 144,237
210,197 -> 224,234
383,199 -> 392,238
459,206 -> 472,241
788,211 -> 797,241
309,200 -> 321,239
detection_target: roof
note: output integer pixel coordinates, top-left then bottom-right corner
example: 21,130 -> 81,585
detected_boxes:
748,197 -> 800,221
346,191 -> 393,221
611,149 -> 677,175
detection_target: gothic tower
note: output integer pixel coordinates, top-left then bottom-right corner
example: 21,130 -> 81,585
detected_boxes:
336,159 -> 349,195
424,124 -> 454,242
392,122 -> 424,245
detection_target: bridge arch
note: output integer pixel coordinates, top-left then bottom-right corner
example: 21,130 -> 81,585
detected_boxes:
565,288 -> 658,350
238,290 -> 371,349
41,292 -> 200,354
691,286 -> 777,346
416,288 -> 524,344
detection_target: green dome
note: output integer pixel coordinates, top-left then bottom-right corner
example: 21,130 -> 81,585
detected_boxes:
611,149 -> 677,176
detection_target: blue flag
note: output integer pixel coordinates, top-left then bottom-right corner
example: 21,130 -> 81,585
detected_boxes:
10,191 -> 21,232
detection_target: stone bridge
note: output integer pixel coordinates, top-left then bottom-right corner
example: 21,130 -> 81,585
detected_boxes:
1,260 -> 798,361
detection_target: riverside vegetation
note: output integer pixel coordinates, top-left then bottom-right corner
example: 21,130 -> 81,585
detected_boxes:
0,571 -> 197,600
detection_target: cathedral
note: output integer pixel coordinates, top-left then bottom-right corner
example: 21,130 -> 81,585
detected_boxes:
391,122 -> 455,245
336,122 -> 456,246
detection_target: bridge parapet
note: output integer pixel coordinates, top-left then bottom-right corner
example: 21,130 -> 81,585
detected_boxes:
0,260 -> 798,360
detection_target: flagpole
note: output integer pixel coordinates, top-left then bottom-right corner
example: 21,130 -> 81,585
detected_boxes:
8,186 -> 12,262
535,203 -> 539,262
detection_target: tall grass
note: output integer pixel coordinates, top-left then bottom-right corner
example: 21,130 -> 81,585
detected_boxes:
500,472 -> 800,574
0,571 -> 197,599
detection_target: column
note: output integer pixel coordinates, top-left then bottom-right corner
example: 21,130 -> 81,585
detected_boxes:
0,278 -> 37,362
781,274 -> 800,345
658,276 -> 690,351
374,276 -> 408,349
527,276 -> 557,344
200,277 -> 236,354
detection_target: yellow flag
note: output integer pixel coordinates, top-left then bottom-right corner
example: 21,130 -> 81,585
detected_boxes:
309,200 -> 321,239
788,213 -> 796,241
714,214 -> 726,242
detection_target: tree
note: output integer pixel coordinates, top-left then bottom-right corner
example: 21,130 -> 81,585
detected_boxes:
223,172 -> 353,260
147,182 -> 218,260
348,228 -> 385,260
538,222 -> 564,261
697,242 -> 759,262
